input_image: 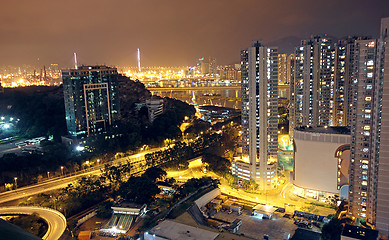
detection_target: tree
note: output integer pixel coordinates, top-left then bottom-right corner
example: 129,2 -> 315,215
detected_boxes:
143,167 -> 167,182
96,201 -> 113,219
118,176 -> 160,204
321,218 -> 342,240
202,154 -> 231,175
8,213 -> 43,236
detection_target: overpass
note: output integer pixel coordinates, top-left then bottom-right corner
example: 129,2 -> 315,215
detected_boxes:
0,206 -> 67,240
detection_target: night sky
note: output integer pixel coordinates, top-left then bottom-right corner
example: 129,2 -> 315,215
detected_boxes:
1,0 -> 388,67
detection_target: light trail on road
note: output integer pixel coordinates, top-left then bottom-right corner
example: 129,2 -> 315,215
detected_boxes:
0,206 -> 66,240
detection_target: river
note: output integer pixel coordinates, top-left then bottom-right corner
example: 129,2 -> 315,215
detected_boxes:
150,89 -> 241,109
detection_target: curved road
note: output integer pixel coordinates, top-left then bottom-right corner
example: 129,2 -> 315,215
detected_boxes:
0,206 -> 67,240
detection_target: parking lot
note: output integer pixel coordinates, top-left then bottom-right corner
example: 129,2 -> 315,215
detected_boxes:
213,209 -> 297,239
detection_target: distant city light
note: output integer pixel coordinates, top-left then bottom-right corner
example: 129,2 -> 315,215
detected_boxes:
76,145 -> 85,151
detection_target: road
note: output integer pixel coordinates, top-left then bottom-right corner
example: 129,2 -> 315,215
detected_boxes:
0,206 -> 67,240
0,148 -> 161,205
167,160 -> 335,217
0,141 -> 24,157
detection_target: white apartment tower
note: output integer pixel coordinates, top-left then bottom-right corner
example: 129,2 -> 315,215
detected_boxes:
233,41 -> 278,190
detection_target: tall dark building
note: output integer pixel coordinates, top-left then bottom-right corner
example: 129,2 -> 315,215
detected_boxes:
62,65 -> 120,138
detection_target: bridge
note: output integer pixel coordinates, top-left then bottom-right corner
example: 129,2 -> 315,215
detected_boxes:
147,86 -> 241,91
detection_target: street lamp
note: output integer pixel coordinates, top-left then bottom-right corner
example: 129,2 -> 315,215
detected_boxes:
61,166 -> 64,175
47,171 -> 50,178
97,159 -> 100,165
14,177 -> 17,189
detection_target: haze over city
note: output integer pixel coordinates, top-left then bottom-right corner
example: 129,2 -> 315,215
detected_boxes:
1,0 -> 389,67
2,1 -> 389,240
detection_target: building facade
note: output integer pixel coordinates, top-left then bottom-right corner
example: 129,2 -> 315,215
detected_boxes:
234,41 -> 278,190
196,57 -> 216,75
348,18 -> 389,237
292,36 -> 335,130
293,127 -> 350,200
62,65 -> 120,138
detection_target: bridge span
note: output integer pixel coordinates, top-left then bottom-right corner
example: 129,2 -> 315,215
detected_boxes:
147,86 -> 241,91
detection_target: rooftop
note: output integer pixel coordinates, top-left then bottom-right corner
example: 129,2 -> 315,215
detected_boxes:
341,224 -> 379,240
112,200 -> 145,209
147,220 -> 219,240
295,126 -> 350,135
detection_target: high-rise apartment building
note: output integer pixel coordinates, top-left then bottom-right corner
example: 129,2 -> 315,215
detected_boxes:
290,36 -> 371,134
348,18 -> 389,237
232,41 -> 278,190
278,54 -> 288,84
278,53 -> 294,85
333,36 -> 370,127
291,36 -> 335,130
62,65 -> 120,138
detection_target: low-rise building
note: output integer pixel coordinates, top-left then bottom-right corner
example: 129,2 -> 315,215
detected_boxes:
292,126 -> 350,201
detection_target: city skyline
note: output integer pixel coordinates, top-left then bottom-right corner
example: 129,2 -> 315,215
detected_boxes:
0,0 -> 388,67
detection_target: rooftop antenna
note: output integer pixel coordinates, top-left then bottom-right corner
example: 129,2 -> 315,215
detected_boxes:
137,48 -> 141,72
74,52 -> 78,69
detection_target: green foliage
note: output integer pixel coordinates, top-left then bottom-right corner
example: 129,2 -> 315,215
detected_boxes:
175,177 -> 219,198
143,167 -> 167,182
321,218 -> 342,240
202,153 -> 231,175
184,118 -> 211,135
8,213 -> 45,237
23,176 -> 108,217
96,201 -> 113,219
0,87 -> 67,140
225,173 -> 239,186
0,142 -> 69,186
118,176 -> 160,204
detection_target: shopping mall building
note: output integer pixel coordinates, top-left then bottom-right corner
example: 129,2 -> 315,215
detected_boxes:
292,126 -> 350,201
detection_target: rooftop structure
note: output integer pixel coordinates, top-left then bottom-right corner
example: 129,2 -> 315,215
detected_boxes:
341,224 -> 379,240
144,220 -> 219,240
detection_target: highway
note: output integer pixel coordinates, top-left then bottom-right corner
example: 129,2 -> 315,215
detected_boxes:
0,206 -> 66,240
0,169 -> 101,204
0,148 -> 160,205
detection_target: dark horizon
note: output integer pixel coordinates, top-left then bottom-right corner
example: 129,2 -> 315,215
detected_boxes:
1,0 -> 388,68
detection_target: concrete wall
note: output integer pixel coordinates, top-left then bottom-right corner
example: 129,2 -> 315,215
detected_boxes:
77,211 -> 96,227
194,188 -> 221,208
